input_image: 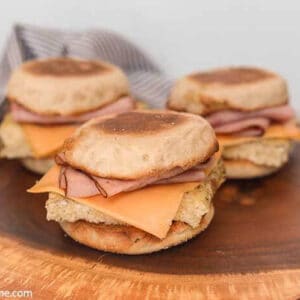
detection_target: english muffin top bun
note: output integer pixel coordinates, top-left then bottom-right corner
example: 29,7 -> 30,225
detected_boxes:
29,110 -> 225,254
7,57 -> 130,115
168,67 -> 288,115
167,66 -> 300,179
1,57 -> 135,175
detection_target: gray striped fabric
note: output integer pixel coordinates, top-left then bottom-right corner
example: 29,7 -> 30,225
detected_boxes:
0,24 -> 172,114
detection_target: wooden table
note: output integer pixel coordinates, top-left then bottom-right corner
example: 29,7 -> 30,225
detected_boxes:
1,146 -> 300,299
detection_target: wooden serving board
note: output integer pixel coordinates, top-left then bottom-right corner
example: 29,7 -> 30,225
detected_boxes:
1,147 -> 300,299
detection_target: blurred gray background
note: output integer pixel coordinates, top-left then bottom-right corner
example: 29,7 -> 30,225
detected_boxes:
0,0 -> 299,113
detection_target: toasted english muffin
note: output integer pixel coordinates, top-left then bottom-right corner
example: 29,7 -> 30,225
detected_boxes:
60,206 -> 214,255
168,67 -> 288,115
60,110 -> 218,179
7,57 -> 129,115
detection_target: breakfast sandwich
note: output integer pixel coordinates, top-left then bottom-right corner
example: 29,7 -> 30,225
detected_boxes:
168,67 -> 300,178
29,110 -> 225,254
0,57 -> 136,174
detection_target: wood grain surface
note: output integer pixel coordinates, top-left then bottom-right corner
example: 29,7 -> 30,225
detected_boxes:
1,146 -> 300,299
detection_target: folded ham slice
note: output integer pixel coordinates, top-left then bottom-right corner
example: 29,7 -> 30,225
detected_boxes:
214,118 -> 270,136
206,105 -> 294,137
56,157 -> 208,198
59,166 -> 100,197
11,97 -> 135,124
206,105 -> 294,127
232,128 -> 265,137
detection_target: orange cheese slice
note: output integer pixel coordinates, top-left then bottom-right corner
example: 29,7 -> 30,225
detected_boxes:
28,165 -> 199,239
28,153 -> 220,239
21,124 -> 77,158
217,122 -> 300,147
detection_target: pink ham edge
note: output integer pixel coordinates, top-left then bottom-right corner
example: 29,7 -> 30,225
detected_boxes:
206,110 -> 246,127
214,117 -> 270,135
90,165 -> 195,198
256,105 -> 295,122
10,96 -> 135,124
232,128 -> 265,137
58,166 -> 67,189
155,168 -> 205,185
206,105 -> 294,127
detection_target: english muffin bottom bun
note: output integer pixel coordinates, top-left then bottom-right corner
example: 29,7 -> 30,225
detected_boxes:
1,57 -> 137,174
20,157 -> 54,175
59,205 -> 215,255
28,110 -> 225,254
167,66 -> 300,179
222,138 -> 292,179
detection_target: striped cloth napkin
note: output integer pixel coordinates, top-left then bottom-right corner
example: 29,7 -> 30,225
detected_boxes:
0,24 -> 172,116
